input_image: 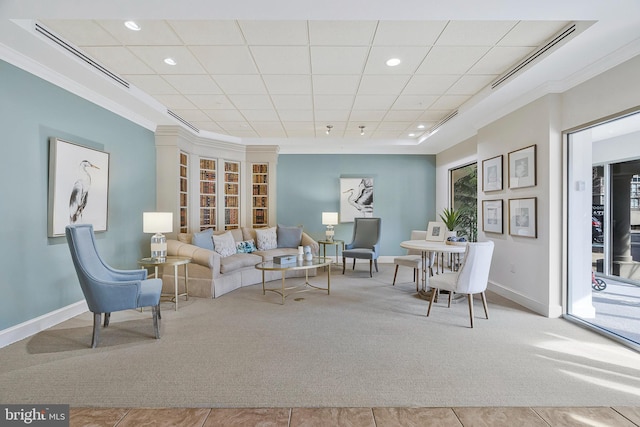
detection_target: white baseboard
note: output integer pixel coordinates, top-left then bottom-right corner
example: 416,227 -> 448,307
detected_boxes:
488,282 -> 562,318
0,300 -> 88,349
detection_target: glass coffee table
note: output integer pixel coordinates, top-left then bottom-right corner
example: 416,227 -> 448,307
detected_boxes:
255,257 -> 333,304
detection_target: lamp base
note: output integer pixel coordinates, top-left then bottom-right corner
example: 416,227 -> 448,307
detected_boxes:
150,233 -> 167,262
325,225 -> 335,242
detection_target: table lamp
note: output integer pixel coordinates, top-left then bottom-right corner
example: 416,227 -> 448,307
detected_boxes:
322,212 -> 338,242
143,212 -> 173,261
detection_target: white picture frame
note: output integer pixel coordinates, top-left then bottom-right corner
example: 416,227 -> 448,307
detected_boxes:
48,137 -> 110,237
426,221 -> 446,242
508,145 -> 536,189
509,197 -> 537,238
482,199 -> 503,234
482,155 -> 503,192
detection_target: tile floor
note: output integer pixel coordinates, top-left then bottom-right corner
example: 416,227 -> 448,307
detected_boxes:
70,406 -> 640,426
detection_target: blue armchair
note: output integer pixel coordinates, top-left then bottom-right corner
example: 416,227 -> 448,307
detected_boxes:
342,217 -> 382,277
65,224 -> 162,348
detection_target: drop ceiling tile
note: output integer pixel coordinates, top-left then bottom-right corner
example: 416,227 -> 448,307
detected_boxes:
239,21 -> 308,45
227,94 -> 274,109
377,121 -> 412,131
311,46 -> 370,74
127,46 -> 206,74
430,95 -> 470,110
271,95 -> 313,110
251,122 -> 285,131
263,75 -> 312,94
162,75 -> 222,94
415,46 -> 490,74
352,95 -> 397,110
446,75 -> 495,95
282,121 -> 314,130
188,95 -> 234,109
212,75 -> 267,94
189,46 -> 258,74
436,21 -> 517,46
314,95 -> 354,110
240,109 -> 280,121
364,46 -> 430,74
278,110 -> 314,121
357,75 -> 410,95
312,75 -> 361,95
217,121 -> 252,131
97,20 -> 183,45
403,75 -> 459,94
384,110 -> 422,121
41,20 -> 119,46
392,95 -> 438,110
256,128 -> 288,137
468,46 -> 533,74
348,110 -> 387,122
418,110 -> 451,121
153,94 -> 197,109
229,129 -> 259,137
82,46 -> 155,74
285,130 -> 316,137
123,74 -> 178,94
208,110 -> 246,121
373,21 -> 447,46
314,110 -> 351,122
499,21 -> 569,46
309,21 -> 376,45
250,46 -> 310,74
372,130 -> 403,138
168,20 -> 245,45
191,121 -> 225,132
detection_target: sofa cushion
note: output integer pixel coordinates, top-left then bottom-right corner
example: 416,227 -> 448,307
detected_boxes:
277,224 -> 303,248
192,228 -> 214,250
236,239 -> 257,253
256,226 -> 277,250
212,231 -> 236,257
220,253 -> 262,273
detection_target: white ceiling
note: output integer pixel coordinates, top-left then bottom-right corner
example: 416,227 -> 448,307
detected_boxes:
1,1 -> 640,154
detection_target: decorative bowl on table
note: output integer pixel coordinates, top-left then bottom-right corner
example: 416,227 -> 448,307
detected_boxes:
445,236 -> 468,246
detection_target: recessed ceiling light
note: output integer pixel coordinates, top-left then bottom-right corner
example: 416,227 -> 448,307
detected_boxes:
417,124 -> 425,129
124,21 -> 141,31
164,57 -> 177,66
409,133 -> 416,137
386,58 -> 401,67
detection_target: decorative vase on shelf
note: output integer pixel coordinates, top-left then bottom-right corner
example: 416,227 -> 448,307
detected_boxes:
304,245 -> 313,261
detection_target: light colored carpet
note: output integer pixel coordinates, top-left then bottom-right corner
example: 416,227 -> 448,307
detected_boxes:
1,264 -> 640,408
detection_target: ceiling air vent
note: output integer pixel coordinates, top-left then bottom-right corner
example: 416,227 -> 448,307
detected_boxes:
491,23 -> 578,90
35,23 -> 130,89
428,110 -> 459,134
167,109 -> 200,133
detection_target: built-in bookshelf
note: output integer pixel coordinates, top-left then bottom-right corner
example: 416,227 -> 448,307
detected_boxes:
251,163 -> 269,227
199,158 -> 216,231
224,161 -> 240,230
179,151 -> 189,233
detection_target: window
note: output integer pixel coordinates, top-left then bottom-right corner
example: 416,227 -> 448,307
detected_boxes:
450,163 -> 478,241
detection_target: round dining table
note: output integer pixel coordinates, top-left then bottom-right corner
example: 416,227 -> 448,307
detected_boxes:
399,240 -> 467,299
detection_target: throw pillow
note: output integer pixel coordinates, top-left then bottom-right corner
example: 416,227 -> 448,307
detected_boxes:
236,239 -> 257,253
192,228 -> 214,250
212,231 -> 236,257
255,226 -> 277,251
277,224 -> 303,248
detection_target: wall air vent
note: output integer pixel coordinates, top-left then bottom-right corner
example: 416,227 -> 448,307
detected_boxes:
167,109 -> 200,133
35,23 -> 130,89
491,23 -> 578,90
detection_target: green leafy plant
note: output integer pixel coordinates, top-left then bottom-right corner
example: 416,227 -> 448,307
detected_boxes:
439,207 -> 463,232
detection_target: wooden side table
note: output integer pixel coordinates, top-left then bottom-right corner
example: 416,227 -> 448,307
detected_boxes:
318,240 -> 344,270
139,256 -> 191,310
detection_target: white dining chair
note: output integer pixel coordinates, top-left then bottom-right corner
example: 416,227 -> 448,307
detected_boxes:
392,230 -> 434,291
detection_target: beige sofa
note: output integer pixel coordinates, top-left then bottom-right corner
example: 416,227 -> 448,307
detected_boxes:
163,227 -> 319,298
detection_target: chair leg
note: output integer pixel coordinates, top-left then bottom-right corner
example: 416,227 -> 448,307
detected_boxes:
152,305 -> 161,339
369,260 -> 372,277
157,302 -> 162,320
342,257 -> 346,274
91,313 -> 101,348
414,268 -> 419,292
352,259 -> 356,270
480,292 -> 489,319
392,265 -> 399,285
467,294 -> 475,328
427,287 -> 437,317
103,312 -> 111,327
448,292 -> 452,308
374,259 -> 379,272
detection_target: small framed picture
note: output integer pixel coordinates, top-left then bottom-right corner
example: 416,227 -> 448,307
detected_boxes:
482,199 -> 503,234
509,197 -> 537,238
426,221 -> 446,242
482,155 -> 503,192
508,145 -> 536,189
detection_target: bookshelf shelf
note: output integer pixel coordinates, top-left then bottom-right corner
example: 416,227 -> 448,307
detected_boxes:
251,163 -> 269,227
199,158 -> 216,231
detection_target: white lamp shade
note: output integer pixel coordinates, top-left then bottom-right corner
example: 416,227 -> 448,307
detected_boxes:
143,212 -> 173,233
322,212 -> 339,225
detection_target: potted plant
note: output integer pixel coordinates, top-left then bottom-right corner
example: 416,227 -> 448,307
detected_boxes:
439,208 -> 463,238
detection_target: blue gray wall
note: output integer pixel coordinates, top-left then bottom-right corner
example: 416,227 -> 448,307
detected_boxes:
276,154 -> 436,255
0,60 -> 156,330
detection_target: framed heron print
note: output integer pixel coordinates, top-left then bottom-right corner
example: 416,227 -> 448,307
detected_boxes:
48,137 -> 110,237
340,177 -> 373,222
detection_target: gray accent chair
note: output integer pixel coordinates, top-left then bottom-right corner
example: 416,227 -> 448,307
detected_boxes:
65,224 -> 162,348
342,217 -> 382,277
427,241 -> 494,328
